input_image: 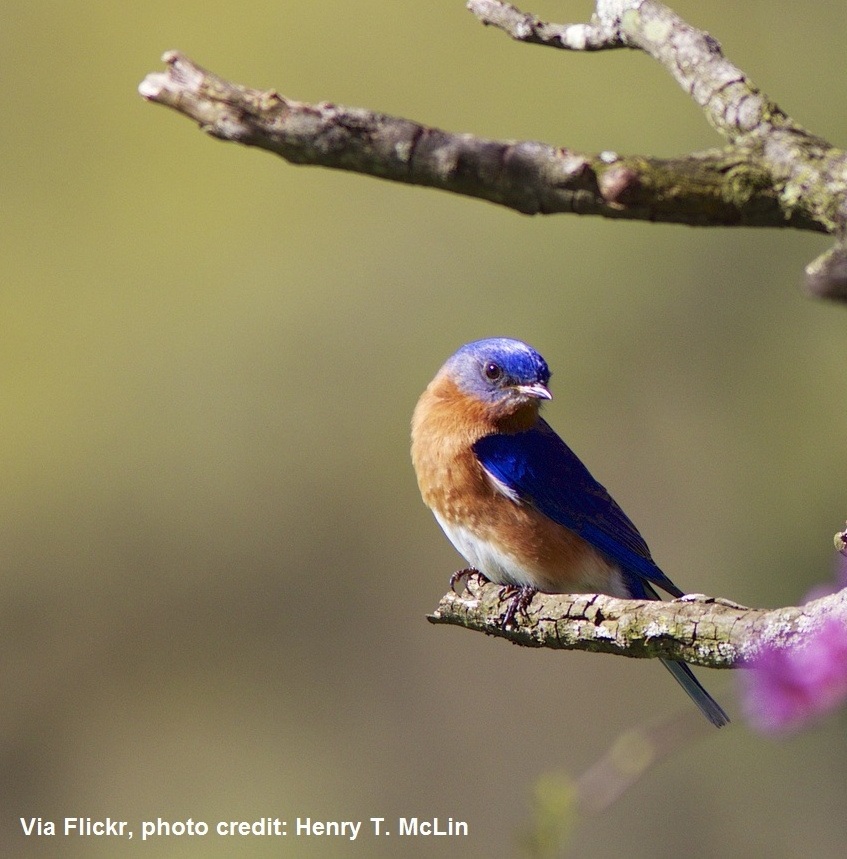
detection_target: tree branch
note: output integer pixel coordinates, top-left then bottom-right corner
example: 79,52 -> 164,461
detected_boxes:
469,0 -> 847,298
427,573 -> 847,669
138,51 -> 812,230
139,1 -> 847,298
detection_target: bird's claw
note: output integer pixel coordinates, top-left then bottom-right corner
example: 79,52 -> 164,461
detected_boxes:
450,567 -> 488,594
497,585 -> 538,629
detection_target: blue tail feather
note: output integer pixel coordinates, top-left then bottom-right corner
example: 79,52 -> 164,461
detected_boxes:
661,659 -> 730,728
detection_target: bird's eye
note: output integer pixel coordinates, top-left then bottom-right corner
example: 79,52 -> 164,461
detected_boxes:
484,361 -> 503,382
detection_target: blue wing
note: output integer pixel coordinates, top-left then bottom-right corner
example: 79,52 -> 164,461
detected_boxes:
473,419 -> 683,599
474,421 -> 730,727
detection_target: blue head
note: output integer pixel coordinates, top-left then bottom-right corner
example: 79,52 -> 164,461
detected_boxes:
441,338 -> 552,411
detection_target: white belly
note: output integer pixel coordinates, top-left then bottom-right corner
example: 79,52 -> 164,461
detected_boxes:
432,511 -> 629,596
434,512 -> 546,589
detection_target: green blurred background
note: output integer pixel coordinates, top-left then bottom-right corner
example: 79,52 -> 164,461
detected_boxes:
4,1 -> 847,856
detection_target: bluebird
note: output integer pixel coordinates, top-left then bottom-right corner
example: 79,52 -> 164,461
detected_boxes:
411,337 -> 729,727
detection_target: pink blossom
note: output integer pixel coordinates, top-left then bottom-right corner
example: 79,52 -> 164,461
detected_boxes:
740,617 -> 847,735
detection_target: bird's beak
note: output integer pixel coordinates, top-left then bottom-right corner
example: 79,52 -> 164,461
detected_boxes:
515,382 -> 552,400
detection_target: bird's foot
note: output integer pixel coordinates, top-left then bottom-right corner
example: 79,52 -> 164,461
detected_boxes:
498,585 -> 538,630
450,567 -> 489,593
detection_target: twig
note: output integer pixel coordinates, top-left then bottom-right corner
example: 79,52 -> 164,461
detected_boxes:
468,0 -> 799,141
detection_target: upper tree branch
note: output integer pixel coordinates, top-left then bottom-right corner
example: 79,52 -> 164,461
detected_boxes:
428,573 -> 847,670
140,1 -> 847,298
138,51 -> 809,230
469,0 -> 847,298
